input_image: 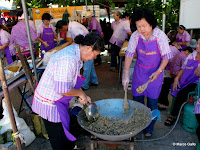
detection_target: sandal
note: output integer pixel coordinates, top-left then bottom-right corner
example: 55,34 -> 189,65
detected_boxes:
164,116 -> 177,126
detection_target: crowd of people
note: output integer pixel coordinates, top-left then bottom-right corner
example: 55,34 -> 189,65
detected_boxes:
0,8 -> 199,150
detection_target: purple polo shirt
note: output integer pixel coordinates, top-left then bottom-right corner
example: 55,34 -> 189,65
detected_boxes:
109,20 -> 131,48
176,30 -> 191,43
111,19 -> 122,31
11,21 -> 37,49
89,17 -> 102,35
170,51 -> 186,76
126,27 -> 172,59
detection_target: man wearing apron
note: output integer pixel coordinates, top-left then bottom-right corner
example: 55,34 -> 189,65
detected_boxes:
0,25 -> 13,64
123,8 -> 172,137
173,25 -> 191,51
32,32 -> 105,150
165,42 -> 200,126
37,13 -> 59,58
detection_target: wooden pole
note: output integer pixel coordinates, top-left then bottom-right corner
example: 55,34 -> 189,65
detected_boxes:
0,58 -> 22,149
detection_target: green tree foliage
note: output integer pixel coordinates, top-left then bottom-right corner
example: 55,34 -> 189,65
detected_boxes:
125,0 -> 180,33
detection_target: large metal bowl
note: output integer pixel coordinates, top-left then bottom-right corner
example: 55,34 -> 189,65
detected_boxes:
77,99 -> 152,141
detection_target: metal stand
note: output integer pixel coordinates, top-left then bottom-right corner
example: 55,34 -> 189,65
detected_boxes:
90,136 -> 134,150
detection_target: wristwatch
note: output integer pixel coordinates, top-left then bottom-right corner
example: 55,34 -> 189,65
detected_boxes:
158,68 -> 163,73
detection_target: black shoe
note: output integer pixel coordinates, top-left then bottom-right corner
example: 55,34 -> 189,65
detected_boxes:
90,83 -> 98,86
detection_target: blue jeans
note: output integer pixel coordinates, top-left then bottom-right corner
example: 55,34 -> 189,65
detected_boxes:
82,59 -> 98,89
133,96 -> 158,133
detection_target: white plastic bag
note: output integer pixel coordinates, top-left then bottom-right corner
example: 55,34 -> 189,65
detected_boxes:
42,50 -> 57,66
0,99 -> 36,146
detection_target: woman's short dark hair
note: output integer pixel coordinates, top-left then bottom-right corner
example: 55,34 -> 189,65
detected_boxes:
122,12 -> 130,19
132,8 -> 157,29
178,25 -> 186,30
74,32 -> 105,52
42,13 -> 52,21
55,20 -> 68,30
183,46 -> 193,53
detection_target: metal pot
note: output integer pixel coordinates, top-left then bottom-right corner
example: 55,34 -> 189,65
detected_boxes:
77,99 -> 152,141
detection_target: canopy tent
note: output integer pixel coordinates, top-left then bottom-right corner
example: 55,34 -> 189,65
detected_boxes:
0,6 -> 11,10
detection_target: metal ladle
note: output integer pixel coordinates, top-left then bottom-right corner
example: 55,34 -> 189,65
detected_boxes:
84,102 -> 100,122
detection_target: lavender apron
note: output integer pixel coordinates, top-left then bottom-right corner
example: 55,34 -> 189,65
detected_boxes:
0,37 -> 13,64
54,76 -> 85,141
40,27 -> 55,58
171,59 -> 200,97
177,37 -> 187,51
132,37 -> 163,99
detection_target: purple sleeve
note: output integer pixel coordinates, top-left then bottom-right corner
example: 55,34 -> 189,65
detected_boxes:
157,31 -> 172,59
125,31 -> 139,57
124,21 -> 131,33
184,31 -> 191,42
92,18 -> 97,30
10,27 -> 15,44
30,27 -> 37,41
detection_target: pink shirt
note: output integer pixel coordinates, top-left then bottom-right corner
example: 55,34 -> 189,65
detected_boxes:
176,30 -> 191,42
37,23 -> 56,37
89,17 -> 102,34
68,21 -> 89,40
111,19 -> 122,31
126,27 -> 172,59
109,20 -> 131,48
170,51 -> 186,76
11,21 -> 37,49
0,29 -> 15,56
166,45 -> 180,70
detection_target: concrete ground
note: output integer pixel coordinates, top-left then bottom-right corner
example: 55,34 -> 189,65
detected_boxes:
8,56 -> 198,150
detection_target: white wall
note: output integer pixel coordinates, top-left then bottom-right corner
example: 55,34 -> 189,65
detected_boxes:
179,0 -> 200,29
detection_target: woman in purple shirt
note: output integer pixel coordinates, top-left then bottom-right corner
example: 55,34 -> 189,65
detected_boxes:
123,8 -> 172,137
172,25 -> 191,51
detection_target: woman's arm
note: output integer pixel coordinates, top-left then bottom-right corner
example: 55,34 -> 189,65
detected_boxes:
0,43 -> 9,50
172,69 -> 184,91
61,88 -> 91,104
150,59 -> 169,82
177,41 -> 188,46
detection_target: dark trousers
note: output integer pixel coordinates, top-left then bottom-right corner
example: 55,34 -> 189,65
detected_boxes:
43,119 -> 75,150
158,77 -> 174,106
196,114 -> 200,142
171,83 -> 197,117
110,44 -> 120,68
